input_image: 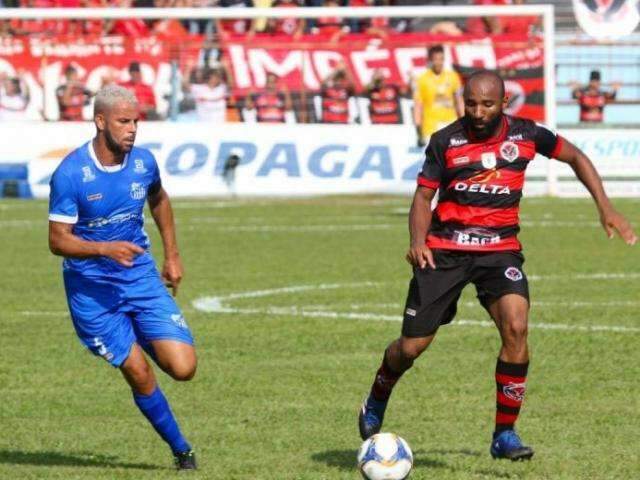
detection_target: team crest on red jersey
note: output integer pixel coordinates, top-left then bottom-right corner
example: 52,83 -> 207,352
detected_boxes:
500,141 -> 519,163
481,152 -> 497,169
503,382 -> 526,402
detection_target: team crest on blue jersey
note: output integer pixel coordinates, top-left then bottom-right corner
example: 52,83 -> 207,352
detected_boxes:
481,152 -> 497,169
82,166 -> 96,183
134,159 -> 147,174
500,142 -> 519,163
130,182 -> 146,200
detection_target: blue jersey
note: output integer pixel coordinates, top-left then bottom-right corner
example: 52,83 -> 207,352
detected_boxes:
48,140 -> 162,281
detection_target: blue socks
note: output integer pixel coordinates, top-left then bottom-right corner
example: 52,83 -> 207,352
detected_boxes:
133,387 -> 191,454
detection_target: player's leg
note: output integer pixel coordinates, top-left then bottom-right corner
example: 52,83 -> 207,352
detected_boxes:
474,253 -> 533,461
151,339 -> 197,381
359,259 -> 469,439
121,343 -> 196,470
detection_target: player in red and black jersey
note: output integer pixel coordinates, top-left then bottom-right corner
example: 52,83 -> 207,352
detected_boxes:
359,70 -> 637,460
571,70 -> 619,123
366,70 -> 402,124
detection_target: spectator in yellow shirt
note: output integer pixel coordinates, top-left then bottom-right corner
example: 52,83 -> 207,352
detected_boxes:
413,45 -> 464,146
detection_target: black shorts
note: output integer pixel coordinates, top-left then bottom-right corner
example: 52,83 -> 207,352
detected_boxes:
402,250 -> 529,338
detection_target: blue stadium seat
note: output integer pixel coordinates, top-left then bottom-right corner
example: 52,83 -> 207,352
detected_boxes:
0,163 -> 29,181
0,163 -> 32,198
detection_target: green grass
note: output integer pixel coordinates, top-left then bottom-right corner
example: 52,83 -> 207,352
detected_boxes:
0,195 -> 639,479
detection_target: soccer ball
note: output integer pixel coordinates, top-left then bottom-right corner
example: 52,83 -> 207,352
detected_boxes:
357,433 -> 413,480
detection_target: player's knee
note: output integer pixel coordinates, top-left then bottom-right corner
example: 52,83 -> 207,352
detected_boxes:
399,337 -> 430,361
502,317 -> 528,343
168,360 -> 197,381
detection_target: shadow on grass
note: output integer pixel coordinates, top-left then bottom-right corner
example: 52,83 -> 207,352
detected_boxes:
0,450 -> 162,470
311,449 -> 450,471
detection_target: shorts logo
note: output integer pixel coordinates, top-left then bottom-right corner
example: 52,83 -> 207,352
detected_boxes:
171,313 -> 188,329
505,266 -> 523,281
93,337 -> 114,362
500,141 -> 519,163
405,308 -> 417,317
452,156 -> 470,166
130,182 -> 146,200
503,382 -> 526,402
134,159 -> 147,174
481,152 -> 497,169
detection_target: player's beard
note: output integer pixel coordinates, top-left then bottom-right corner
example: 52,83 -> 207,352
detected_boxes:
463,112 -> 503,139
105,128 -> 132,154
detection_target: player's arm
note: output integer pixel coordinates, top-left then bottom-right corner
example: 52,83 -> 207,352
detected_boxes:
406,186 -> 438,269
147,186 -> 183,295
48,221 -> 143,267
554,140 -> 637,245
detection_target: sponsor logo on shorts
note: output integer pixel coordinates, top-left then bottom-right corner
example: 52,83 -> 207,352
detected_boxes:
171,313 -> 188,329
503,382 -> 526,402
92,337 -> 114,362
405,308 -> 417,317
505,266 -> 523,281
500,141 -> 519,163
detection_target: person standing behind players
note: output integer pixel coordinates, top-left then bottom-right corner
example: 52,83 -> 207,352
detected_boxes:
366,69 -> 403,124
320,65 -> 356,124
56,64 -> 92,121
0,71 -> 30,121
359,70 -> 637,461
571,70 -> 619,124
48,85 -> 197,470
413,45 -> 463,146
245,73 -> 293,123
188,68 -> 228,123
120,62 -> 158,120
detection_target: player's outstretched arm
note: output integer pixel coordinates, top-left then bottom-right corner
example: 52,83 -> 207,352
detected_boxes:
554,141 -> 637,245
48,221 -> 144,266
406,186 -> 438,269
147,187 -> 183,296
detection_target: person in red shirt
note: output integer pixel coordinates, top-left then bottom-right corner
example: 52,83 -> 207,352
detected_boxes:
107,0 -> 151,37
366,69 -> 404,124
266,0 -> 305,37
358,70 -> 637,461
320,65 -> 355,124
245,73 -> 293,123
119,62 -> 158,120
571,70 -> 619,123
56,64 -> 92,121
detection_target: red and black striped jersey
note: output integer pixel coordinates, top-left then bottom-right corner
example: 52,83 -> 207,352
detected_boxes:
417,115 -> 564,252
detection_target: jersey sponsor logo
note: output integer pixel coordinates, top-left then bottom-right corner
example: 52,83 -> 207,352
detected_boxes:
503,381 -> 526,402
82,166 -> 96,183
454,227 -> 501,246
507,134 -> 523,141
453,182 -> 511,195
134,158 -> 147,174
87,212 -> 140,228
87,193 -> 103,201
452,156 -> 470,166
481,152 -> 497,169
504,266 -> 523,281
449,137 -> 468,147
130,182 -> 146,200
500,141 -> 519,163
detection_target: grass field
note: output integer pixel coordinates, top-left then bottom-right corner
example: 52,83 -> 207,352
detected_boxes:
1,195 -> 639,480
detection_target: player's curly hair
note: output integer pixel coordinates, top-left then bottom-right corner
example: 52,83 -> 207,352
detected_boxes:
94,84 -> 138,116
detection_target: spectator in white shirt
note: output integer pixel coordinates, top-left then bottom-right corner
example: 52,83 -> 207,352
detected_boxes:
0,72 -> 30,121
188,68 -> 228,123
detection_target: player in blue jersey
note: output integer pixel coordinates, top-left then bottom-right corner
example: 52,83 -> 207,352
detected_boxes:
48,85 -> 197,470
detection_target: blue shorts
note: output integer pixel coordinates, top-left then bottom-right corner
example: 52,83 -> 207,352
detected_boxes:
63,270 -> 194,368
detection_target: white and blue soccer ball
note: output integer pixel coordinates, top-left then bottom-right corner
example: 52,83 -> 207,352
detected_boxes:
357,433 -> 413,480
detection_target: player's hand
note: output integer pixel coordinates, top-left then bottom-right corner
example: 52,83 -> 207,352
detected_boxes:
162,255 -> 183,296
103,241 -> 144,267
600,209 -> 637,245
406,242 -> 436,269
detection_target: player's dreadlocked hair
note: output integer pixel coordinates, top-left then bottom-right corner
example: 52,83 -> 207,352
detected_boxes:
94,84 -> 138,116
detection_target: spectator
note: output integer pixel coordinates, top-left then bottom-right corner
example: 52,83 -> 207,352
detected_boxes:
366,69 -> 404,124
266,0 -> 305,37
310,0 -> 350,38
319,64 -> 356,124
187,67 -> 228,122
466,0 -> 508,35
119,61 -> 158,120
244,73 -> 292,123
413,44 -> 463,146
501,0 -> 539,35
0,71 -> 30,121
571,70 -> 619,123
56,64 -> 92,121
217,0 -> 254,38
107,0 -> 151,36
348,0 -> 391,36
